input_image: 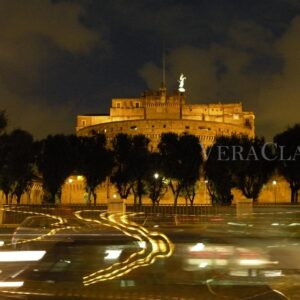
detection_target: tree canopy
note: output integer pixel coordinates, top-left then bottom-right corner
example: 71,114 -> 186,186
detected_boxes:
158,133 -> 203,206
77,134 -> 113,205
0,110 -> 7,133
37,135 -> 77,203
274,124 -> 300,204
0,130 -> 34,204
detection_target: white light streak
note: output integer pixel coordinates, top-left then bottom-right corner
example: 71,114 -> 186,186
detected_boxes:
238,259 -> 268,266
104,250 -> 122,260
190,243 -> 205,252
0,281 -> 24,288
0,251 -> 46,262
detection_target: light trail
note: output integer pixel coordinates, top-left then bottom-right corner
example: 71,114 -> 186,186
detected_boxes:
0,251 -> 45,262
74,210 -> 174,286
0,207 -> 79,247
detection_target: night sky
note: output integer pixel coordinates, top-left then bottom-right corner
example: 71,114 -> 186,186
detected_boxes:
1,0 -> 300,140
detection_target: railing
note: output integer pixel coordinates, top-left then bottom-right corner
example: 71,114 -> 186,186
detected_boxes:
126,204 -> 236,216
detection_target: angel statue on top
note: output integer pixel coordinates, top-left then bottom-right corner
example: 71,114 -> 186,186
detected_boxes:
178,73 -> 186,92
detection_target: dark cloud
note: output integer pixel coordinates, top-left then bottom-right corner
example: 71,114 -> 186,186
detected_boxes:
0,0 -> 102,138
0,0 -> 300,139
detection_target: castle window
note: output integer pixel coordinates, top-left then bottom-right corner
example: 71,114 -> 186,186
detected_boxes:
130,125 -> 137,130
135,102 -> 140,108
185,126 -> 190,129
116,102 -> 120,108
81,120 -> 86,127
163,124 -> 166,128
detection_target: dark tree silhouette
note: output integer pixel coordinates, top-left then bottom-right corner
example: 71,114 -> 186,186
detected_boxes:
0,130 -> 35,204
179,134 -> 203,206
37,135 -> 77,203
130,135 -> 150,206
111,134 -> 134,200
205,136 -> 234,205
232,136 -> 275,202
206,135 -> 275,204
77,134 -> 113,205
111,134 -> 150,204
144,152 -> 167,206
0,113 -> 9,202
0,110 -> 7,133
158,133 -> 182,206
158,133 -> 203,206
274,124 -> 300,204
8,130 -> 35,204
0,134 -> 11,203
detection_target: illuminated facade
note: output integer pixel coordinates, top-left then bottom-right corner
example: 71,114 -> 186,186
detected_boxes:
76,86 -> 255,149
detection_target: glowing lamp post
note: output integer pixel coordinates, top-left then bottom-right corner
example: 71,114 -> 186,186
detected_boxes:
204,180 -> 208,204
68,178 -> 73,204
272,180 -> 277,204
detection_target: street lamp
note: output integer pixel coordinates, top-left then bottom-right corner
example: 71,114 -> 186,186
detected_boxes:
272,180 -> 277,204
68,178 -> 73,204
204,180 -> 208,204
154,173 -> 159,179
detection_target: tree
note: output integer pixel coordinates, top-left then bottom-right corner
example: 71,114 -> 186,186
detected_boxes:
206,135 -> 275,204
179,134 -> 203,206
111,134 -> 134,200
274,124 -> 300,204
0,134 -> 11,203
77,135 -> 113,205
37,135 -> 77,203
0,130 -> 35,204
130,135 -> 150,206
158,133 -> 182,206
144,152 -> 168,206
8,130 -> 35,204
232,136 -> 275,202
158,133 -> 203,206
204,136 -> 238,205
0,110 -> 7,133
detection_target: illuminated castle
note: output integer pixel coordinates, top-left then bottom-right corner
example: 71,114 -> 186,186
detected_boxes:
76,79 -> 255,148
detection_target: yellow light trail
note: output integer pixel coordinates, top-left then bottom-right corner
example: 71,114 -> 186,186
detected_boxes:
74,210 -> 174,286
0,207 -> 78,247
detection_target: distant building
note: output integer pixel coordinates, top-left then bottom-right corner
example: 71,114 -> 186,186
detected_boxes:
76,85 -> 255,149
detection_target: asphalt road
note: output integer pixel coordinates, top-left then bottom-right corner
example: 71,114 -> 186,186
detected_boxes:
0,210 -> 299,300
